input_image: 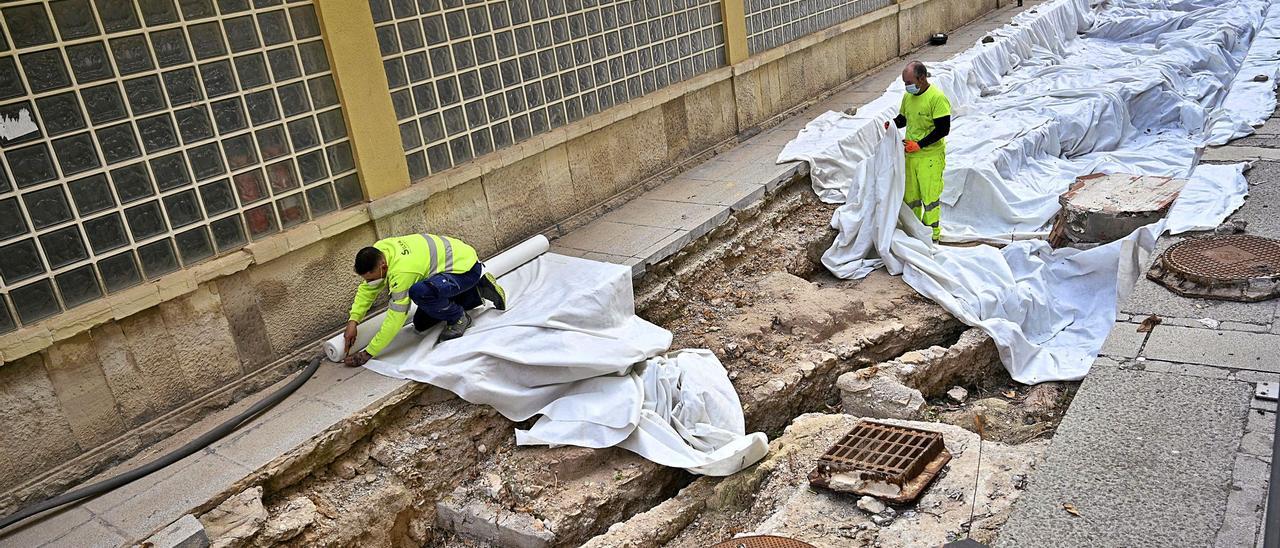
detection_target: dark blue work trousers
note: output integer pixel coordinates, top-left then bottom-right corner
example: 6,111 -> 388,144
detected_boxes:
408,262 -> 484,330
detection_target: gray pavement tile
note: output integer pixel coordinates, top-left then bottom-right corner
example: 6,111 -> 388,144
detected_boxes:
552,220 -> 678,257
637,229 -> 693,266
1230,370 -> 1280,384
1098,321 -> 1147,358
997,360 -> 1252,548
311,367 -> 412,414
596,198 -> 731,234
42,517 -> 126,548
212,396 -> 348,470
1143,325 -> 1280,373
1239,409 -> 1274,457
0,507 -> 96,547
1203,145 -> 1280,162
97,453 -> 251,540
640,177 -> 766,211
1140,359 -> 1231,379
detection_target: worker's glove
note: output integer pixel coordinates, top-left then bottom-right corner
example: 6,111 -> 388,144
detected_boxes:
904,140 -> 921,154
344,350 -> 372,368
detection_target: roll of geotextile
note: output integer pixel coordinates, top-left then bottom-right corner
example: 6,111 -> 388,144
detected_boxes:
321,235 -> 550,362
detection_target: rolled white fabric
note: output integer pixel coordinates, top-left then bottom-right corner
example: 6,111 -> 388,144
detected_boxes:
322,235 -> 550,362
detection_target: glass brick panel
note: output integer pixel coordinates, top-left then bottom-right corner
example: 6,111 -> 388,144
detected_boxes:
125,200 -> 167,240
0,239 -> 45,284
67,173 -> 115,215
12,279 -> 60,323
23,186 -> 73,229
56,264 -> 102,308
4,5 -> 58,49
110,163 -> 155,203
20,49 -> 72,93
35,92 -> 86,136
199,179 -> 236,216
98,250 -> 142,292
138,238 -> 179,278
83,212 -> 129,253
0,0 -> 359,330
38,225 -> 89,269
81,82 -> 128,124
0,198 -> 29,240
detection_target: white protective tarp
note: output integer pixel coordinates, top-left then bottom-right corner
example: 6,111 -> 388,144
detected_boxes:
782,0 -> 1271,383
362,253 -> 769,476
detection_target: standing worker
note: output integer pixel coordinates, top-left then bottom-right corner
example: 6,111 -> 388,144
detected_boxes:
342,233 -> 507,367
885,60 -> 951,242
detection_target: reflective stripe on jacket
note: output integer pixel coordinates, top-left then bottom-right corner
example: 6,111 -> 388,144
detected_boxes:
348,233 -> 479,356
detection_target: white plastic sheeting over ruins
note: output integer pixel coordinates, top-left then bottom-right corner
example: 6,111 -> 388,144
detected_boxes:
363,254 -> 769,476
782,0 -> 1277,383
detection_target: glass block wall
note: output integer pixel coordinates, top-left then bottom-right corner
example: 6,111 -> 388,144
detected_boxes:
0,0 -> 362,333
745,0 -> 893,54
371,0 -> 727,181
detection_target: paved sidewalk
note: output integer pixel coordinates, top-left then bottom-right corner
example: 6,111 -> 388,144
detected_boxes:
998,115 -> 1280,546
0,5 -> 1030,546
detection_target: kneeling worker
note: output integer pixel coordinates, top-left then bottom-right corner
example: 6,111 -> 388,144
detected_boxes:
342,233 -> 506,367
886,60 -> 951,242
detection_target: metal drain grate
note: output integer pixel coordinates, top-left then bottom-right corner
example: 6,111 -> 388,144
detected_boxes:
1148,235 -> 1280,302
819,421 -> 945,484
709,535 -> 816,548
808,420 -> 952,503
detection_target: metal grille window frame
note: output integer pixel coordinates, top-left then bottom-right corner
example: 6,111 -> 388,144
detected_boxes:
744,0 -> 893,55
0,0 -> 362,332
371,0 -> 728,183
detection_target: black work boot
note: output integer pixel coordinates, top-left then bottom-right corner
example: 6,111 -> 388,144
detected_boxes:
478,272 -> 507,310
438,313 -> 473,342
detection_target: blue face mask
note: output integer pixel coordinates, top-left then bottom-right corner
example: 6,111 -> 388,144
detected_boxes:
905,83 -> 921,95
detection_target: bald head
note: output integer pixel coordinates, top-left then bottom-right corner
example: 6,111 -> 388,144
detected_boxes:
902,61 -> 929,93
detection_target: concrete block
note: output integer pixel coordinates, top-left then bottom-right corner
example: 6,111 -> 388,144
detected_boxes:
0,354 -> 81,494
1229,370 -> 1280,384
836,372 -> 926,420
566,107 -> 670,208
91,321 -> 165,427
1052,173 -> 1185,246
310,367 -> 412,415
44,332 -> 128,448
1097,322 -> 1147,359
552,220 -> 678,257
145,515 -> 210,548
1143,326 -> 1280,373
436,498 -> 554,548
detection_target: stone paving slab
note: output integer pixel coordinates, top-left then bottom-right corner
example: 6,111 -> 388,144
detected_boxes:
1098,321 -> 1148,359
997,359 -> 1253,547
1143,326 -> 1280,373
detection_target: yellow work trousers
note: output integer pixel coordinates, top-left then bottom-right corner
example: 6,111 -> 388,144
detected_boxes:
904,153 -> 945,241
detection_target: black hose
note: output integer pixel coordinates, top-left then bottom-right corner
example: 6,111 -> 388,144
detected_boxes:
0,356 -> 322,534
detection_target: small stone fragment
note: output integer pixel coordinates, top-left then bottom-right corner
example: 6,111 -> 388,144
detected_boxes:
947,386 -> 969,403
857,496 -> 887,515
255,497 -> 316,546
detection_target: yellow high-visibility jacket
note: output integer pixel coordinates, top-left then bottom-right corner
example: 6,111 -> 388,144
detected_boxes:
349,233 -> 479,356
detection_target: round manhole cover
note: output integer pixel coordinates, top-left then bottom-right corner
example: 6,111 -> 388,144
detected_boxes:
708,535 -> 817,548
1147,234 -> 1280,302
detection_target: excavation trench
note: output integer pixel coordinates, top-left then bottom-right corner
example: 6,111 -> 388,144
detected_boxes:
210,175 -> 1074,547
